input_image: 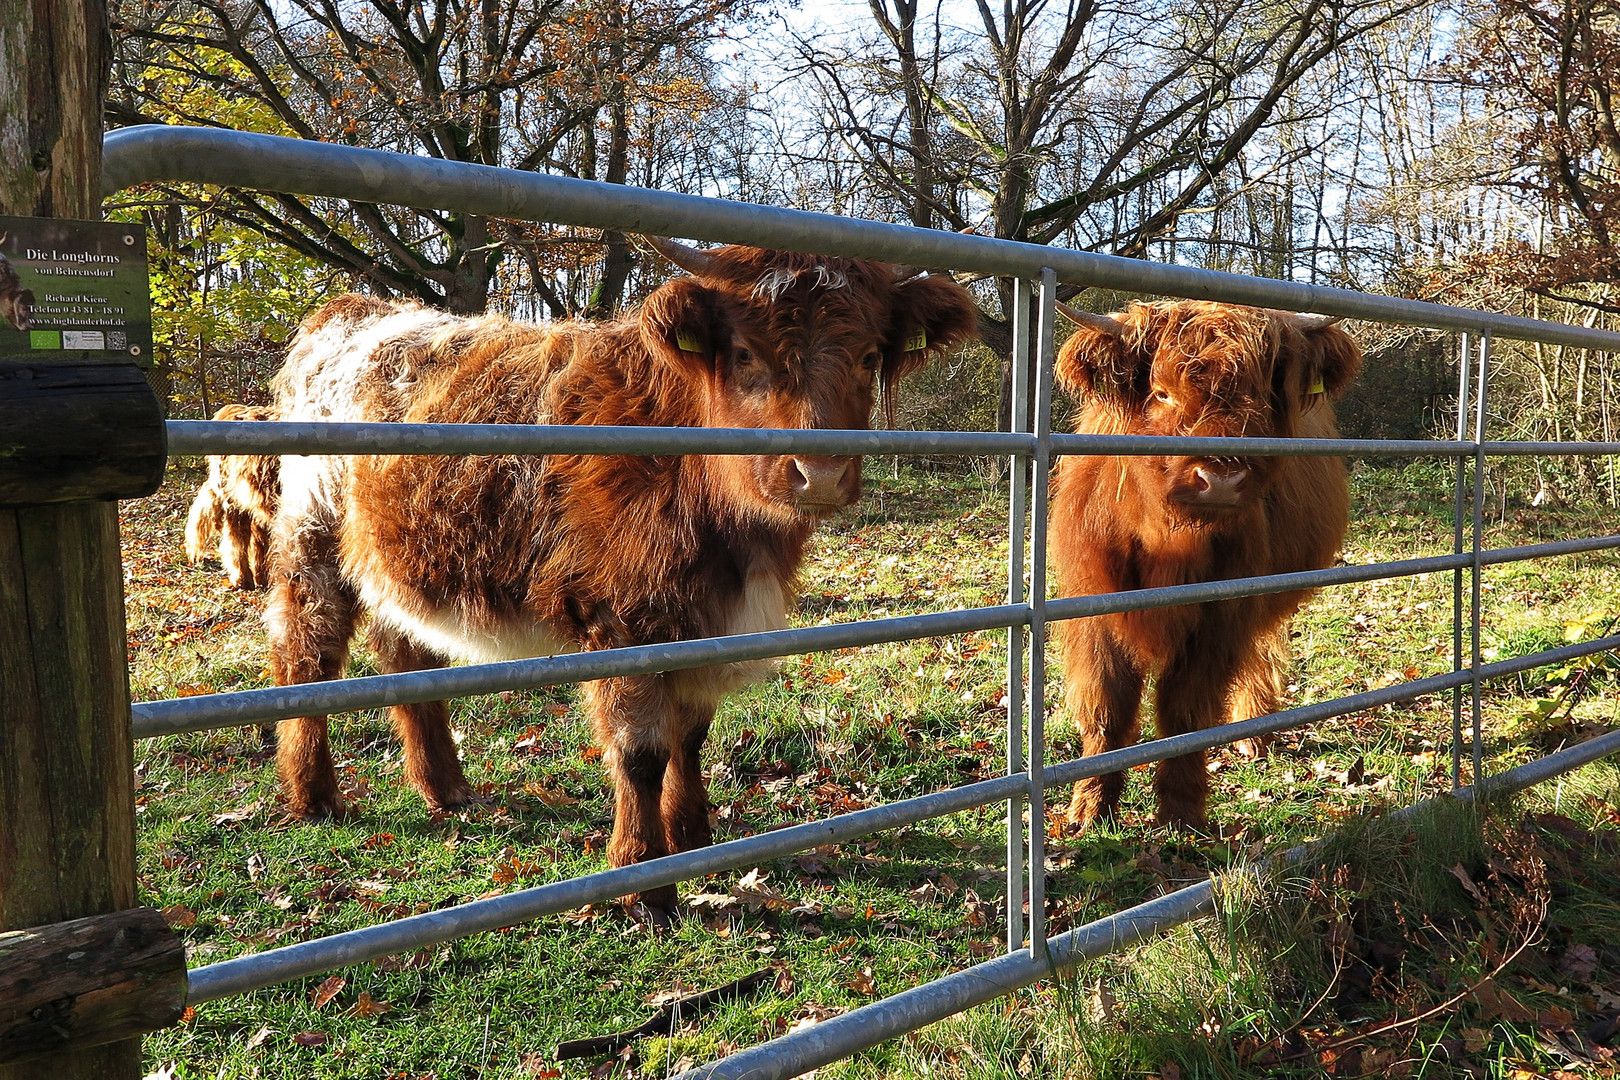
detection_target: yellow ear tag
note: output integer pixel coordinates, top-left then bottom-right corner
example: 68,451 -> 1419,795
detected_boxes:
675,331 -> 702,354
904,331 -> 928,352
1308,375 -> 1325,395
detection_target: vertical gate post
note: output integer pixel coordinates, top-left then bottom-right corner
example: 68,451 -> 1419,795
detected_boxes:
0,1 -> 164,1077
1452,332 -> 1471,790
1005,277 -> 1031,952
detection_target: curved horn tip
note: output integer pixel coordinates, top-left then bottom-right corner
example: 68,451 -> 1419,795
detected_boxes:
1287,311 -> 1345,331
1054,300 -> 1126,336
641,235 -> 720,276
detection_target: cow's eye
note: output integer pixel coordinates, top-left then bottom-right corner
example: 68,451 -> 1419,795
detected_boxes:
860,349 -> 881,372
734,348 -> 756,368
1150,389 -> 1174,407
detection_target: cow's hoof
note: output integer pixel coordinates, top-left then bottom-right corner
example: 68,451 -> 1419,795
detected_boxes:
284,794 -> 350,821
1154,812 -> 1210,835
627,901 -> 678,931
1232,736 -> 1271,760
423,782 -> 481,812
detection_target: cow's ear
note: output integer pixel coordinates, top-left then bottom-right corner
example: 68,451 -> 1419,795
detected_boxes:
1055,310 -> 1140,401
1304,322 -> 1363,400
640,278 -> 724,373
885,274 -> 981,386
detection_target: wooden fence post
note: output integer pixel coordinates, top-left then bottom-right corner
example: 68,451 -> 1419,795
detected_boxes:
0,1 -> 171,1077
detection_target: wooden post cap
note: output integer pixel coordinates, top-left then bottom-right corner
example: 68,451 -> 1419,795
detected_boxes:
0,907 -> 187,1065
0,359 -> 166,507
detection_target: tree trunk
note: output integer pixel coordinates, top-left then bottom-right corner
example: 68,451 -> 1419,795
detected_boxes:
0,0 -> 150,1077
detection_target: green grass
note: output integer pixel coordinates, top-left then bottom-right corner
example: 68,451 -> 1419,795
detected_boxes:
125,459 -> 1620,1078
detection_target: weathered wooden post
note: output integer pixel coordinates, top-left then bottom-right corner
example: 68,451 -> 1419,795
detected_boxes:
0,0 -> 183,1076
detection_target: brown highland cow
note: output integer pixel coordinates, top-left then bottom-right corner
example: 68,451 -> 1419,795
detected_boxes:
184,404 -> 281,590
265,239 -> 978,911
1050,300 -> 1361,832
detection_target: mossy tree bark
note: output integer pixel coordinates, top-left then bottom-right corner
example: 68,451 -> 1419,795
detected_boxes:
0,0 -> 149,1077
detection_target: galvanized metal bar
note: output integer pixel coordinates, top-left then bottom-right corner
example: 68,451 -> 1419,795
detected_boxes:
167,420 -> 1468,460
1045,532 -> 1620,622
1481,440 -> 1620,455
673,878 -> 1220,1080
134,604 -> 1026,737
1453,333 -> 1471,791
1047,434 -> 1465,458
1467,726 -> 1620,798
669,711 -> 1620,1080
1472,334 -> 1491,782
165,419 -> 1620,461
103,125 -> 1620,351
166,421 -> 1028,458
133,534 -> 1620,738
1006,276 -> 1031,953
1027,269 -> 1057,955
1043,634 -> 1620,788
180,632 -> 1620,1005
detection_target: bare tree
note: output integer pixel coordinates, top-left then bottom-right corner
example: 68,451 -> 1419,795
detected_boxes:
109,0 -> 748,315
1451,0 -> 1620,311
780,0 -> 1418,427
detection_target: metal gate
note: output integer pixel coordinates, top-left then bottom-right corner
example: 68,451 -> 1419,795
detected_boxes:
108,124 -> 1620,1080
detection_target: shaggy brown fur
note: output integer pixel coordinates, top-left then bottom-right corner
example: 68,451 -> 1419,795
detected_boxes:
184,404 -> 281,590
266,245 -> 979,911
1051,301 -> 1362,831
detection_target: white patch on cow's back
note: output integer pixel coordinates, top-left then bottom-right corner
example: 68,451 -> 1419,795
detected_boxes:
672,570 -> 790,708
281,307 -> 458,423
274,307 -> 463,537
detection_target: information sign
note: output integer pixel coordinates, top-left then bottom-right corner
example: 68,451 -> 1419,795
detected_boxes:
0,216 -> 152,363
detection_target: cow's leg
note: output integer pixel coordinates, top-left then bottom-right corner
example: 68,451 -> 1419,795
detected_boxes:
1226,627 -> 1286,760
220,506 -> 257,589
1063,620 -> 1146,830
586,675 -> 678,913
662,704 -> 714,854
247,515 -> 274,593
183,483 -> 223,566
1153,630 -> 1248,830
265,527 -> 359,820
369,622 -> 473,811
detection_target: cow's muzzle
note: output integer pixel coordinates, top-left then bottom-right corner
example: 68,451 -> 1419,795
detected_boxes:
1187,460 -> 1250,507
787,455 -> 857,512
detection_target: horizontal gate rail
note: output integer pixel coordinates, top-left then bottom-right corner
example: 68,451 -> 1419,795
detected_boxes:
133,534 -> 1620,738
166,421 -> 1620,461
181,633 -> 1620,1005
165,419 -> 1450,460
103,125 -> 1620,351
669,723 -> 1620,1080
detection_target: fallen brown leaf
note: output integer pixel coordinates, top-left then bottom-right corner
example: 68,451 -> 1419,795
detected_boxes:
311,974 -> 345,1009
349,991 -> 390,1018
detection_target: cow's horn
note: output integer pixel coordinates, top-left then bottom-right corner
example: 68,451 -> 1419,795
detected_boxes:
643,236 -> 720,276
1055,300 -> 1125,337
891,263 -> 926,281
1288,312 -> 1344,331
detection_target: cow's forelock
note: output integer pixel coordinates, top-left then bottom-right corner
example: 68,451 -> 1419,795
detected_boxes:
750,265 -> 849,301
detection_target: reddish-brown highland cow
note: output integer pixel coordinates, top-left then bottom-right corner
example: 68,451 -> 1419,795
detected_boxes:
1051,300 -> 1362,831
184,403 -> 281,590
266,239 -> 978,911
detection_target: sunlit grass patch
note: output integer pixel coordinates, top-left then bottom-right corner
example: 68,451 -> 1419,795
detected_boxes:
126,460 -> 1620,1078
